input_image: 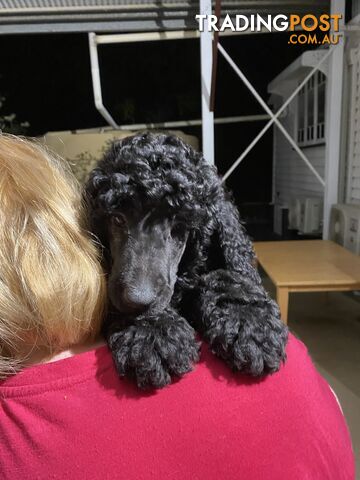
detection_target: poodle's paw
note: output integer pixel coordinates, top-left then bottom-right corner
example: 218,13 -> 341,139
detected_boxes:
198,270 -> 288,376
106,308 -> 200,389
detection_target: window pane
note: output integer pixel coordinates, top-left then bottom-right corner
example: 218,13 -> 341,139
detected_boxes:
318,82 -> 325,124
298,92 -> 305,131
308,86 -> 314,127
298,129 -> 304,143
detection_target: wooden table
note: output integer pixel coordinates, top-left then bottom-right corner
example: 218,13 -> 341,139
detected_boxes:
254,240 -> 360,324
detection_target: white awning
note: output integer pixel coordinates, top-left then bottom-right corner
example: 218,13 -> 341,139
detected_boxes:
0,1 -> 330,35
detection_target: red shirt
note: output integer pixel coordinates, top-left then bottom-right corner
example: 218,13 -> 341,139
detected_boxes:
0,334 -> 354,480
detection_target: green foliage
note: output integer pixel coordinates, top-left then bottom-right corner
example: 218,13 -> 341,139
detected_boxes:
0,94 -> 30,135
69,137 -> 117,184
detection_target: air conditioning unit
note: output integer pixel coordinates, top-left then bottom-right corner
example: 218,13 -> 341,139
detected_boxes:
329,204 -> 360,254
288,198 -> 301,230
288,197 -> 323,234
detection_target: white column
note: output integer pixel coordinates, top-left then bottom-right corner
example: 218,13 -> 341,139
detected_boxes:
323,0 -> 345,238
200,0 -> 215,164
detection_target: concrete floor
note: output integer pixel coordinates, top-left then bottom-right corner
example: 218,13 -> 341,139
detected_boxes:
262,275 -> 360,477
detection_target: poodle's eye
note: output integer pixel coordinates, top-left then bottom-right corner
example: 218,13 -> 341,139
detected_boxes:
171,222 -> 187,239
111,214 -> 127,228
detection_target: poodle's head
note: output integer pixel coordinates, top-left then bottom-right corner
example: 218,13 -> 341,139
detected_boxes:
86,132 -> 221,315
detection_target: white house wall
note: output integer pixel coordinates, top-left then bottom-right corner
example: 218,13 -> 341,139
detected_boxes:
271,13 -> 360,230
273,101 -> 325,207
346,45 -> 360,205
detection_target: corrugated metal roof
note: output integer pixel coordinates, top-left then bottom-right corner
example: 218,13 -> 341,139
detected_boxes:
0,1 -> 330,35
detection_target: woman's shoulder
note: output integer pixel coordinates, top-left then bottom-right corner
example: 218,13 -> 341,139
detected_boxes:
1,333 -> 354,480
192,332 -> 320,395
179,332 -> 348,440
0,332 -> 322,398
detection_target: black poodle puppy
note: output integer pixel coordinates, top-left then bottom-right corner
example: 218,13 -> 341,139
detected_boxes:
86,132 -> 288,388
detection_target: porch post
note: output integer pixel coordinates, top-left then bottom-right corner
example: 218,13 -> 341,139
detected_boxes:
323,0 -> 345,238
200,0 -> 215,164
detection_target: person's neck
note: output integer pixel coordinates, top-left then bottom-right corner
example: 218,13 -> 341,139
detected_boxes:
25,337 -> 106,366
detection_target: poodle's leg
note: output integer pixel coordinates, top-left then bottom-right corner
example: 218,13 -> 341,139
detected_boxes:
105,308 -> 200,389
204,199 -> 288,374
195,270 -> 288,376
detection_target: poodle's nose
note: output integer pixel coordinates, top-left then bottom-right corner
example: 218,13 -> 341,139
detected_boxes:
121,286 -> 157,312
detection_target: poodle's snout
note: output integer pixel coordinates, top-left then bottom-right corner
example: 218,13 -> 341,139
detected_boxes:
121,285 -> 157,313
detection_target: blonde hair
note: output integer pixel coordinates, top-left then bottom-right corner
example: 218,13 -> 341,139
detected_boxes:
0,134 -> 106,377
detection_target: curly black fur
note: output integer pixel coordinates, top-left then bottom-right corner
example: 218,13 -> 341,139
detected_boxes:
196,270 -> 288,376
86,132 -> 288,389
107,309 -> 200,389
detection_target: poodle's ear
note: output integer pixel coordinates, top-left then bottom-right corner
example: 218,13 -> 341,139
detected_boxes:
196,160 -> 257,279
212,196 -> 261,284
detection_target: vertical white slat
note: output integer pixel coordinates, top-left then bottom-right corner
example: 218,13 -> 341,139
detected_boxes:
272,107 -> 278,205
314,70 -> 319,142
199,0 -> 215,164
304,80 -> 308,143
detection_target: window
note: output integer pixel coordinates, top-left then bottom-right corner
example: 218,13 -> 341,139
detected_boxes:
297,71 -> 326,147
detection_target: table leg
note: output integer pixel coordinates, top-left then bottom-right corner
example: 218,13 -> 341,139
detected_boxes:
276,287 -> 289,325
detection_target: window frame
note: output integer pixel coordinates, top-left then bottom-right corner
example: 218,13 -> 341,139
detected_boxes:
296,71 -> 326,147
